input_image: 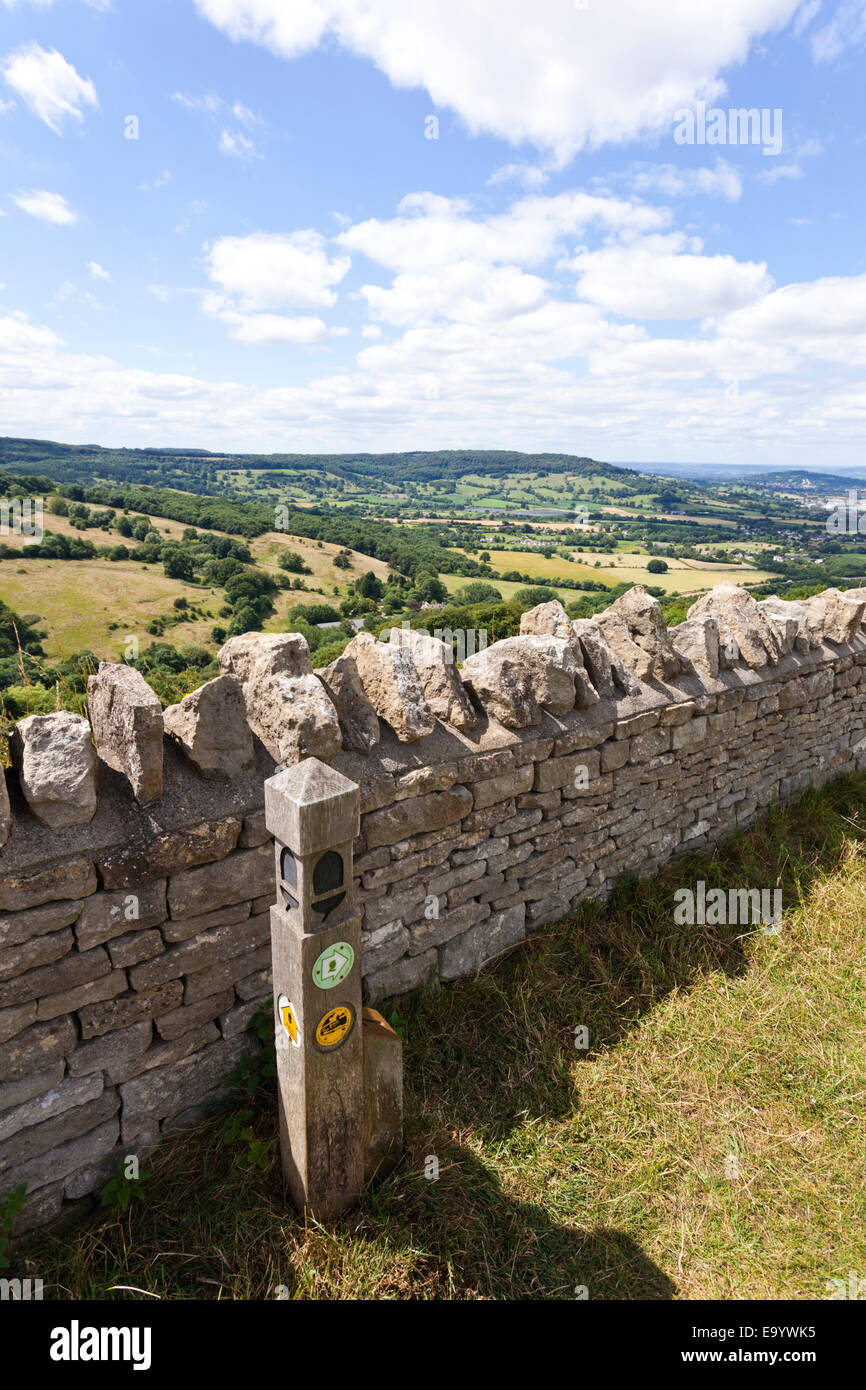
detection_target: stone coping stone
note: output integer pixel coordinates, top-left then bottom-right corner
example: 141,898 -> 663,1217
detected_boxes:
0,739 -> 276,879
0,636 -> 853,884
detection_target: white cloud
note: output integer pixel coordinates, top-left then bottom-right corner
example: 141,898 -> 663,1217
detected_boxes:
174,91 -> 264,155
2,279 -> 866,464
792,0 -> 821,37
756,136 -> 822,183
173,91 -> 224,114
811,0 -> 866,60
218,127 -> 260,158
193,0 -> 802,162
630,160 -> 743,202
204,230 -> 350,310
11,189 -> 78,224
570,233 -> 772,319
88,261 -> 109,280
210,307 -> 329,343
756,161 -> 804,183
231,100 -> 260,125
0,312 -> 59,353
2,43 -> 98,134
52,280 -> 101,310
173,91 -> 261,123
338,189 -> 669,276
718,272 -> 866,347
3,181 -> 866,464
487,164 -> 549,191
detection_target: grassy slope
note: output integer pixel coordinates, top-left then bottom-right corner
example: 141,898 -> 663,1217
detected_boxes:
22,777 -> 866,1300
0,512 -> 390,660
0,560 -> 224,661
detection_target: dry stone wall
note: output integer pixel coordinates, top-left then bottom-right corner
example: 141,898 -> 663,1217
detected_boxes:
3,582 -> 866,1233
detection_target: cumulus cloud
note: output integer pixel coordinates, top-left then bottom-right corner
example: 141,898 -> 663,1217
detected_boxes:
570,233 -> 772,319
204,230 -> 350,310
193,0 -> 802,162
2,276 -> 866,462
2,43 -> 98,133
11,189 -> 78,223
338,189 -> 669,275
3,180 -> 866,462
209,306 -> 329,343
717,272 -> 866,349
88,261 -> 109,280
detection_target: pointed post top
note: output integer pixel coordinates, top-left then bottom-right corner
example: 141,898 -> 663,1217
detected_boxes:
265,757 -> 360,856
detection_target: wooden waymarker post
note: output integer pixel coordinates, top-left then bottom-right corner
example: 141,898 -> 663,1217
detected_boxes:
264,757 -> 364,1218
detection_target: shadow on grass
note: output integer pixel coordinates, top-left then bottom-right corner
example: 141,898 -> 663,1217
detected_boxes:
389,775 -> 866,1145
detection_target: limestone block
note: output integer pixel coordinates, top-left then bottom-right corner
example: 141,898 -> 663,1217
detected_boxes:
0,944 -> 111,1010
519,602 -> 599,707
75,881 -> 167,950
0,1089 -> 119,1177
317,651 -> 381,753
340,632 -> 435,742
389,627 -> 477,730
88,662 -> 163,803
0,1015 -> 77,1082
438,904 -> 526,981
364,949 -> 437,1003
0,899 -> 85,951
461,635 -> 578,729
0,927 -> 73,984
163,674 -> 254,778
805,588 -> 865,644
9,712 -> 98,828
670,615 -> 720,677
0,1117 -> 119,1196
687,584 -> 783,669
572,619 -> 642,697
97,818 -> 241,890
598,585 -> 684,680
364,787 -> 473,849
218,631 -> 341,764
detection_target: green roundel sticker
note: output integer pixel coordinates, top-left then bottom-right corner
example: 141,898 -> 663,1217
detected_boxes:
312,941 -> 355,990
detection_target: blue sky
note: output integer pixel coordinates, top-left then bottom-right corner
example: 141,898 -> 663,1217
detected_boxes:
1,0 -> 865,465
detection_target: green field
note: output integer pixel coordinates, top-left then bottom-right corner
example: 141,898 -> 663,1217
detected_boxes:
459,548 -> 772,596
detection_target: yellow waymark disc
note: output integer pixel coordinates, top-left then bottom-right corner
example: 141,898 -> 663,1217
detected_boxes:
314,1003 -> 354,1051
